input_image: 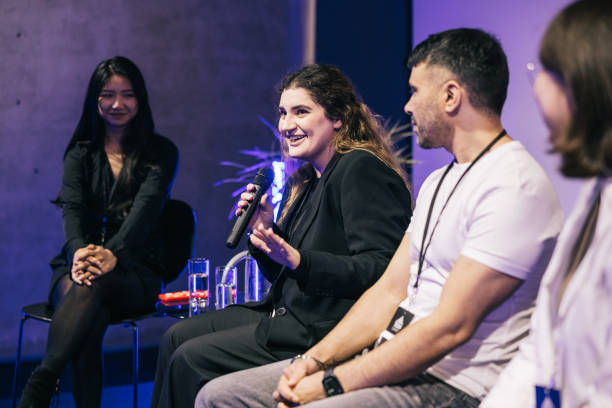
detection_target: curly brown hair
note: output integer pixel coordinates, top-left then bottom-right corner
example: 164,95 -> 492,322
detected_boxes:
277,64 -> 408,221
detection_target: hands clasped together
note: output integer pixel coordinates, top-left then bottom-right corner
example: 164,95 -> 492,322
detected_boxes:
71,244 -> 118,286
237,184 -> 301,270
273,357 -> 326,407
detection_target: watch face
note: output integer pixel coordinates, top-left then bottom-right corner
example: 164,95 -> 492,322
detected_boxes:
323,369 -> 344,396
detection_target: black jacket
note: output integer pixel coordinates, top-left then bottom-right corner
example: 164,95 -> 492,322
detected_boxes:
48,135 -> 179,302
249,150 -> 412,355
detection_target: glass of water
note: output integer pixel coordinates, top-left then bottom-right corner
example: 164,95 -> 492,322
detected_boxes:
215,266 -> 237,309
188,258 -> 209,317
244,254 -> 265,303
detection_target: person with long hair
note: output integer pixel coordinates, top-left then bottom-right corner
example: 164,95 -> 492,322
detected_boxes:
482,1 -> 612,406
18,56 -> 178,408
150,64 -> 412,408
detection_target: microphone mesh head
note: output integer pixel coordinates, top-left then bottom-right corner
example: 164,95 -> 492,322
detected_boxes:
253,167 -> 275,190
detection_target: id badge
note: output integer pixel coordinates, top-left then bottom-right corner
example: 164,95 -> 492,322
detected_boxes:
386,307 -> 414,334
535,385 -> 561,408
374,307 -> 414,347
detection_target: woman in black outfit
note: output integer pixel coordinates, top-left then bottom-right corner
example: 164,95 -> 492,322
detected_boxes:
151,64 -> 412,408
19,56 -> 178,408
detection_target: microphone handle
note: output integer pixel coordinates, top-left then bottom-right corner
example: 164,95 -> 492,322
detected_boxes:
225,184 -> 266,248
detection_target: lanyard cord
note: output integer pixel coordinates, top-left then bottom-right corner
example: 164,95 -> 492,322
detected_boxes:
415,129 -> 507,290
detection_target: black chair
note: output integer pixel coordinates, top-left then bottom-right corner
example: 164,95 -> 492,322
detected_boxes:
11,199 -> 196,408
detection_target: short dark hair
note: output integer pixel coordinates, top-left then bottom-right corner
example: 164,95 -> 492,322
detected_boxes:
540,0 -> 612,178
407,28 -> 509,116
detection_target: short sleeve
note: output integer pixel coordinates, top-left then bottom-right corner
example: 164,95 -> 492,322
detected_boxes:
461,184 -> 563,280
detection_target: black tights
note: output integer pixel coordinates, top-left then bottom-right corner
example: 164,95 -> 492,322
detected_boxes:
42,270 -> 155,407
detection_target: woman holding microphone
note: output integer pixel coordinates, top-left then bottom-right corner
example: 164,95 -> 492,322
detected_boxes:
151,64 -> 412,408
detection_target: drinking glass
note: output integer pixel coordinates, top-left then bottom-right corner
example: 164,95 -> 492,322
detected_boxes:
188,258 -> 209,317
215,266 -> 237,309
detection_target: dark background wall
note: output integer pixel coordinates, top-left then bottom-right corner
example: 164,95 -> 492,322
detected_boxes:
316,1 -> 411,129
0,0 -> 291,360
315,0 -> 412,185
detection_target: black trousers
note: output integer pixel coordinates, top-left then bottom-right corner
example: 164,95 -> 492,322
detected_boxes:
43,268 -> 159,407
150,305 -> 300,408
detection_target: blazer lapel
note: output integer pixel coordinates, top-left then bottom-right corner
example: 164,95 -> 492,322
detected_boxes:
290,153 -> 342,249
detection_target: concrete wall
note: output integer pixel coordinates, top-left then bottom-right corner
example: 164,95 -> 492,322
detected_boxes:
412,0 -> 582,215
0,0 -> 290,359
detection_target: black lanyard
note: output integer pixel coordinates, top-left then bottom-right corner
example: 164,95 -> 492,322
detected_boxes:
414,129 -> 507,290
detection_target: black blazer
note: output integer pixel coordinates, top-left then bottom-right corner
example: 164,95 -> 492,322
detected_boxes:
249,150 -> 412,356
48,135 -> 179,302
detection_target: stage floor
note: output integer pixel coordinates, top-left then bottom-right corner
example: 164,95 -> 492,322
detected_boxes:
3,381 -> 154,408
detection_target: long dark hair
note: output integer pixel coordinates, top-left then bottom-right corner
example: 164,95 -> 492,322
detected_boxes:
277,64 -> 407,221
59,56 -> 156,215
540,0 -> 612,177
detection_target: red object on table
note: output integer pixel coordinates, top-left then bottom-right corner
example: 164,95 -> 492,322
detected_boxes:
158,290 -> 208,306
157,289 -> 238,307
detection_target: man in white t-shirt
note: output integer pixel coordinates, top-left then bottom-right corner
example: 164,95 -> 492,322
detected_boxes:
195,28 -> 564,408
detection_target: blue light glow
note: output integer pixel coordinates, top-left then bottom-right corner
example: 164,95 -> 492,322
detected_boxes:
271,161 -> 285,221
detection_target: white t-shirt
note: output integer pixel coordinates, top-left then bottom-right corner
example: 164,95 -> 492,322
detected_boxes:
380,141 -> 563,399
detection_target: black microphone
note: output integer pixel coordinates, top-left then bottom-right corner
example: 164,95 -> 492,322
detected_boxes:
225,167 -> 275,248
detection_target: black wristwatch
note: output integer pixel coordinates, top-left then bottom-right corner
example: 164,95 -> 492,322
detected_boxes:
322,367 -> 344,397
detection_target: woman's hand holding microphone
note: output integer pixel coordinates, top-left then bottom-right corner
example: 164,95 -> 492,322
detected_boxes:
237,184 -> 301,270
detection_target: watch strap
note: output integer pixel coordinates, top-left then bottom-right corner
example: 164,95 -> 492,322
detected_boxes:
322,367 -> 344,396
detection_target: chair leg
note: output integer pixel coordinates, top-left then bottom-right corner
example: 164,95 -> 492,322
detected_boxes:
128,322 -> 139,408
52,388 -> 60,408
12,314 -> 28,408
